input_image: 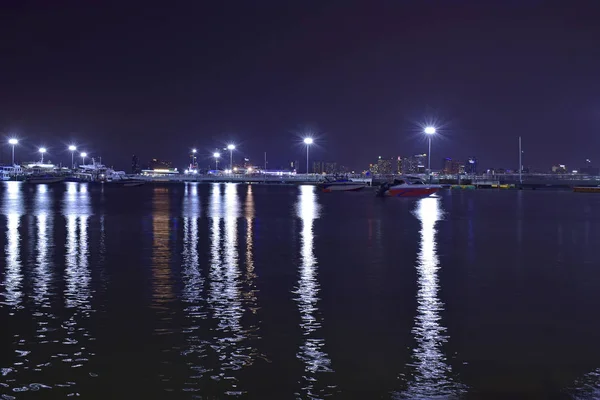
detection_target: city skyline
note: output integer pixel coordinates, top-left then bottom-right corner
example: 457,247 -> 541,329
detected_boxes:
2,2 -> 600,170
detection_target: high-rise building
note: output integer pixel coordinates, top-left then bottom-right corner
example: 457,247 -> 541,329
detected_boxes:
313,161 -> 325,174
377,157 -> 393,174
132,155 -> 140,174
442,157 -> 461,174
402,154 -> 427,174
465,157 -> 478,174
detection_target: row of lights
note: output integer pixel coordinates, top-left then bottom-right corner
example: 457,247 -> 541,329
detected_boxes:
196,140 -> 317,173
7,139 -> 88,167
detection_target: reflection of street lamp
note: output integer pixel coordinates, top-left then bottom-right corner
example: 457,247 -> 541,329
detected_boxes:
39,147 -> 47,163
81,152 -> 87,165
68,145 -> 77,168
303,137 -> 313,174
424,127 -> 436,173
227,144 -> 235,171
213,152 -> 220,170
8,138 -> 18,165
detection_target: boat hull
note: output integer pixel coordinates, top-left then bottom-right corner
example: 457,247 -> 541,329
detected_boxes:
320,183 -> 366,192
384,186 -> 439,197
112,180 -> 145,187
26,177 -> 66,184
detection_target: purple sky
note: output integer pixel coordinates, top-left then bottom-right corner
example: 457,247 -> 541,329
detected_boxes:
1,1 -> 600,171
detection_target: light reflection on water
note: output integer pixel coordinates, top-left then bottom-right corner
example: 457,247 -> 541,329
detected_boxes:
181,183 -> 209,386
294,185 -> 336,398
34,185 -> 53,307
205,183 -> 261,396
396,197 -> 465,399
2,182 -> 24,309
152,187 -> 175,309
61,182 -> 95,395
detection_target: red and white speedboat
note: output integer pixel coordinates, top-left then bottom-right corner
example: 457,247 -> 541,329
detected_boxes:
376,177 -> 440,197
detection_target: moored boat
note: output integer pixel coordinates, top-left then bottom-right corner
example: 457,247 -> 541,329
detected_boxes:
376,176 -> 440,197
318,177 -> 366,192
26,175 -> 65,184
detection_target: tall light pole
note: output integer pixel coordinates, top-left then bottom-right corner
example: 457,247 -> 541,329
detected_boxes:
191,148 -> 197,169
69,145 -> 77,168
39,147 -> 47,163
81,152 -> 87,166
424,127 -> 436,174
213,152 -> 220,171
227,144 -> 235,172
8,138 -> 18,165
304,137 -> 313,175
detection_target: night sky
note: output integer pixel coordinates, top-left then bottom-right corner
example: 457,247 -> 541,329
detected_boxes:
2,1 -> 600,172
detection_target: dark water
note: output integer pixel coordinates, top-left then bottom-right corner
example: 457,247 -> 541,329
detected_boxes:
1,182 -> 600,399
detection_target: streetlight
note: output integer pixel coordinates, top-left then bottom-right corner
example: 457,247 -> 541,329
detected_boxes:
191,148 -> 197,169
68,145 -> 77,168
424,127 -> 436,173
81,152 -> 87,165
213,152 -> 220,171
39,147 -> 47,163
8,138 -> 18,165
227,144 -> 235,172
303,137 -> 313,175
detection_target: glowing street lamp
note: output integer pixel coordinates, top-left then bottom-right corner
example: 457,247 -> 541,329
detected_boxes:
424,126 -> 436,173
190,148 -> 197,169
81,152 -> 87,165
303,137 -> 313,175
227,144 -> 235,172
39,147 -> 47,163
213,152 -> 220,170
68,145 -> 77,168
8,138 -> 18,165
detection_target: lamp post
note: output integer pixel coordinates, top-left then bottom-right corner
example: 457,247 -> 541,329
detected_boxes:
303,137 -> 313,175
213,152 -> 220,171
227,144 -> 235,172
8,139 -> 18,165
81,152 -> 87,166
424,127 -> 436,173
190,148 -> 197,170
68,145 -> 77,168
39,147 -> 47,163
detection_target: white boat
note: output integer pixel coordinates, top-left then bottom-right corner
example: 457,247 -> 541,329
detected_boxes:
0,165 -> 24,181
73,159 -> 144,186
377,176 -> 441,197
318,177 -> 367,192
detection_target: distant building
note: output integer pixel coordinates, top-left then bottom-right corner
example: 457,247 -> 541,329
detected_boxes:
313,161 -> 325,174
551,164 -> 567,173
289,160 -> 301,172
149,158 -> 173,170
442,157 -> 461,174
465,157 -> 478,174
313,161 -> 339,174
132,155 -> 140,174
377,157 -> 393,174
402,154 -> 427,174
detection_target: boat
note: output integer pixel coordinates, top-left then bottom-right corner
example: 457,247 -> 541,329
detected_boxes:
318,177 -> 367,192
376,176 -> 441,197
26,175 -> 65,184
574,186 -> 600,193
72,159 -> 145,187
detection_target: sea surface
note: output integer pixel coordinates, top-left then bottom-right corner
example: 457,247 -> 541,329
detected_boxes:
1,182 -> 600,399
